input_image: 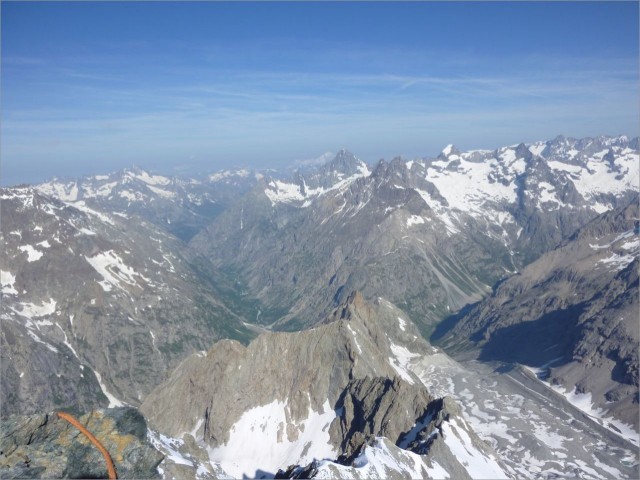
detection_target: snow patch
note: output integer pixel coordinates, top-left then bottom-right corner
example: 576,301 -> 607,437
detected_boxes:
388,343 -> 420,385
37,181 -> 79,202
15,299 -> 57,318
92,368 -> 124,407
315,437 -> 448,479
1,270 -> 18,295
147,184 -> 176,199
134,170 -> 171,186
69,201 -> 114,225
442,417 -> 508,479
148,430 -> 194,467
264,161 -> 370,207
264,180 -> 305,205
620,239 -> 639,251
119,190 -> 139,202
528,143 -> 546,156
397,317 -> 407,332
551,386 -> 639,446
566,152 -> 639,200
93,181 -> 118,198
85,250 -> 150,292
537,182 -> 566,208
209,169 -> 249,182
56,323 -> 80,360
347,324 -> 363,354
18,245 -> 44,262
597,252 -> 635,271
78,227 -> 97,236
406,215 -> 425,227
26,330 -> 58,353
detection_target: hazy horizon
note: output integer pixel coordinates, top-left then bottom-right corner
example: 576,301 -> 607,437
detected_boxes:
2,2 -> 638,186
3,132 -> 639,187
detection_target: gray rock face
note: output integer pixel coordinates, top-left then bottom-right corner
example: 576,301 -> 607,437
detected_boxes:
1,187 -> 255,416
434,198 -> 639,429
0,407 -> 163,479
329,376 -> 434,462
140,292 -> 426,442
189,136 -> 639,334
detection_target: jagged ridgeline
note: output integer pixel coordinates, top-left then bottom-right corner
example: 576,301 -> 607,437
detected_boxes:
1,135 -> 638,478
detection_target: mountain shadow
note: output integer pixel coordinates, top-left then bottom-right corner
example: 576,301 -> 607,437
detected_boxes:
476,303 -> 586,366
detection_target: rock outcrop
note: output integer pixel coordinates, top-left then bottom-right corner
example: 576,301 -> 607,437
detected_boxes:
329,376 -> 433,462
0,407 -> 163,479
277,396 -> 506,480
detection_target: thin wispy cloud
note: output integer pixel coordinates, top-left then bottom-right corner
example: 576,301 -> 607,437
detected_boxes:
1,1 -> 638,185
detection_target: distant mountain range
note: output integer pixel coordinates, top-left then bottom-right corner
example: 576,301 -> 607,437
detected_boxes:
35,165 -> 262,241
191,134 -> 638,333
1,134 -> 638,479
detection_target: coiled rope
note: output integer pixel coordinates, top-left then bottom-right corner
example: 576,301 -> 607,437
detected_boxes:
57,411 -> 118,479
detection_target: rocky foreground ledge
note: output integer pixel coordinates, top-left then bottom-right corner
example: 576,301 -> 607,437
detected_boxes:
0,407 -> 163,479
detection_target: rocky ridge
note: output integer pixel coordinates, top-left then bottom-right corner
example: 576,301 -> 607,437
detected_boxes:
140,293 -> 507,479
36,166 -> 260,242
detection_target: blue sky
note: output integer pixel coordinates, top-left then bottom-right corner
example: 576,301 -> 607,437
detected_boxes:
2,1 -> 638,185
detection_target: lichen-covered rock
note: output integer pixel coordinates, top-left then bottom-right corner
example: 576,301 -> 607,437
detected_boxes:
0,407 -> 163,479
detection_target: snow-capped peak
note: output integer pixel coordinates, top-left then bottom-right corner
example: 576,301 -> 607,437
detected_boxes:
442,144 -> 455,156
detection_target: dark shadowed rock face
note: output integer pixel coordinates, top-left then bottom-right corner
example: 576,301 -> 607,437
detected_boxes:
330,376 -> 433,462
0,407 -> 163,479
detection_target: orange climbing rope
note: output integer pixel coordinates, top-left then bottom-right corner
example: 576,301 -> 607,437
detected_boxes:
57,411 -> 118,480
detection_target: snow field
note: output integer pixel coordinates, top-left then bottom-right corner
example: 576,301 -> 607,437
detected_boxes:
207,399 -> 337,478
